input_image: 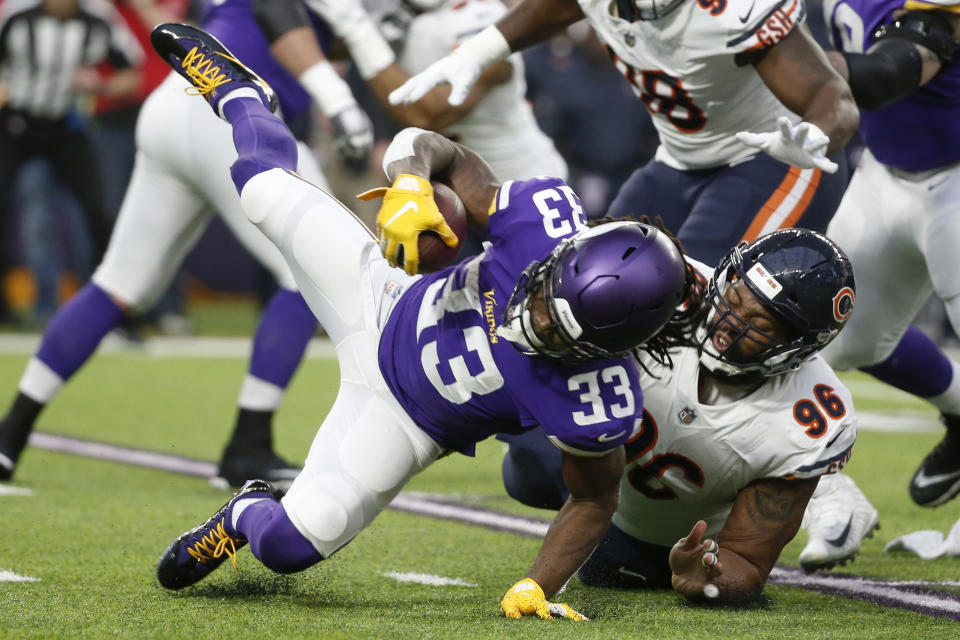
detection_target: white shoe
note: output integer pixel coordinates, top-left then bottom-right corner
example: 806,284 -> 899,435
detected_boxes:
798,473 -> 879,572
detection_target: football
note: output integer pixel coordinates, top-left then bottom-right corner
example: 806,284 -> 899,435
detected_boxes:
418,180 -> 468,272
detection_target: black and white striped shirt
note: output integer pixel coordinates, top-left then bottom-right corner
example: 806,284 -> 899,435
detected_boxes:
0,0 -> 143,120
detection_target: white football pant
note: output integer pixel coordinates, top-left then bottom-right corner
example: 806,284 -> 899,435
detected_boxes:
822,150 -> 960,370
239,168 -> 444,557
93,73 -> 329,309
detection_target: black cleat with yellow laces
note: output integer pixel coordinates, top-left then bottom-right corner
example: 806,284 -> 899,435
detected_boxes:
156,479 -> 281,590
150,22 -> 278,119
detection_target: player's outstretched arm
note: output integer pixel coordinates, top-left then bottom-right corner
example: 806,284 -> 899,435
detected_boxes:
388,0 -> 583,106
741,24 -> 858,168
503,447 -> 624,619
670,476 -> 817,605
252,0 -> 374,161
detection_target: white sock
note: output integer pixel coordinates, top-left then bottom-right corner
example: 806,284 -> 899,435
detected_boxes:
237,374 -> 284,412
19,358 -> 64,404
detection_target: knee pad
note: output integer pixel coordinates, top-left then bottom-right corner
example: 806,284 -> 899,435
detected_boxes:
282,472 -> 370,558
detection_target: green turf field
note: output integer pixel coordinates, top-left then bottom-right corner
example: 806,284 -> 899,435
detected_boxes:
2,345 -> 960,639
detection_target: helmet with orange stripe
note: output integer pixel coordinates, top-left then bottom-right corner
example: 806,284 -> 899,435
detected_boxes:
699,228 -> 855,377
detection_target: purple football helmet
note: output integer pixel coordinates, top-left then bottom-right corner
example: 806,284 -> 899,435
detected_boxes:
502,221 -> 687,363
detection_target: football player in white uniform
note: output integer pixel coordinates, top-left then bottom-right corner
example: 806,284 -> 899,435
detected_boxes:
389,0 -> 859,267
502,228 -> 863,603
254,0 -> 568,274
0,0 -> 374,489
787,0 -> 960,573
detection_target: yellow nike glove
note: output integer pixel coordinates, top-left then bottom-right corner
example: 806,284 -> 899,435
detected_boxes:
357,173 -> 458,275
499,578 -> 588,621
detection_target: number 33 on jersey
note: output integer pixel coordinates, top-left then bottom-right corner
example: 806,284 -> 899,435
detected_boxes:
378,177 -> 645,457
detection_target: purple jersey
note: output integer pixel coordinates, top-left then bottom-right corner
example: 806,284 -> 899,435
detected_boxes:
379,177 -> 644,456
203,0 -> 333,125
825,0 -> 960,171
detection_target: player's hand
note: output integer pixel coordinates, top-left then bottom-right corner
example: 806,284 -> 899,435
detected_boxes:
330,103 -> 374,162
500,578 -> 588,621
388,52 -> 481,107
736,116 -> 839,173
357,174 -> 458,274
669,519 -> 723,601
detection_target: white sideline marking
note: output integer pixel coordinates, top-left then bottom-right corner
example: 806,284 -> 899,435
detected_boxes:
769,567 -> 960,615
856,410 -> 941,434
0,334 -> 336,360
383,572 -> 477,587
0,485 -> 34,496
0,570 -> 40,582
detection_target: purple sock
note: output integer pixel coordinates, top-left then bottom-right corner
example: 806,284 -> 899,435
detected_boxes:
861,325 -> 953,398
222,97 -> 298,193
36,283 -> 124,380
249,289 -> 318,388
236,498 -> 321,573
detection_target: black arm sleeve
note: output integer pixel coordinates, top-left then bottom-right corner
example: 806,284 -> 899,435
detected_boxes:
875,9 -> 958,64
842,38 -> 923,110
251,0 -> 311,44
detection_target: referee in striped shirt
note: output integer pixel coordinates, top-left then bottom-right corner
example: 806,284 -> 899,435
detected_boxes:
0,0 -> 142,323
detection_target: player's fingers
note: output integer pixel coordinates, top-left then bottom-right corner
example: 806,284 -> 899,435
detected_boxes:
535,601 -> 553,620
402,243 -> 419,275
390,70 -> 442,105
702,538 -> 718,555
701,552 -> 719,570
813,155 -> 839,174
777,116 -> 794,139
448,79 -> 472,107
382,238 -> 400,267
435,220 -> 459,247
548,603 -> 588,621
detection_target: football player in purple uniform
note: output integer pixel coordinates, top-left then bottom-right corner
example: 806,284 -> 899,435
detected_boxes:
0,0 -> 374,490
149,23 -> 698,620
794,0 -> 960,570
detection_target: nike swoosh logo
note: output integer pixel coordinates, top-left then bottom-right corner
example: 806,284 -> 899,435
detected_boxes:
739,0 -> 756,22
618,566 -> 647,582
598,430 -> 627,443
826,426 -> 846,448
825,515 -> 853,547
384,201 -> 418,228
912,467 -> 960,489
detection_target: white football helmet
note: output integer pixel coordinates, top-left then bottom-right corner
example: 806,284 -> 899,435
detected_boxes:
615,0 -> 685,21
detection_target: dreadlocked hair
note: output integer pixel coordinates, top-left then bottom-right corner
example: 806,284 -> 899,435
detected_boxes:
587,215 -> 706,375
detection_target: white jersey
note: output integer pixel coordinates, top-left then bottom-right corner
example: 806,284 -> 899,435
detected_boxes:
398,0 -> 568,181
579,0 -> 805,170
613,346 -> 857,546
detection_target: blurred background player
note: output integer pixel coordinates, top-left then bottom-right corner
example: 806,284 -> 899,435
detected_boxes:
389,0 -> 860,266
149,22 -> 697,619
795,0 -> 960,569
256,0 -> 568,270
0,0 -> 143,324
501,228 -> 862,601
0,0 -> 376,490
